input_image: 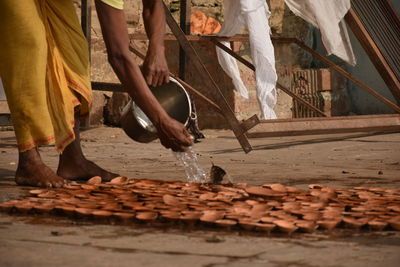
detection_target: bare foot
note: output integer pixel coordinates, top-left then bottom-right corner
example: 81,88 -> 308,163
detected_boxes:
57,158 -> 119,182
15,148 -> 68,188
56,110 -> 119,182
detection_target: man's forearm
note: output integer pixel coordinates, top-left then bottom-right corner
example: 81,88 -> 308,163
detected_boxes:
94,0 -> 169,125
142,0 -> 166,51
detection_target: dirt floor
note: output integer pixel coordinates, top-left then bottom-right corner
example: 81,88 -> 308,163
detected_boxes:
0,126 -> 399,267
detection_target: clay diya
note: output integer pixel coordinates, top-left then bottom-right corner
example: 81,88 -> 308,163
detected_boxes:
109,176 -> 128,184
286,186 -> 302,193
388,218 -> 400,231
162,194 -> 180,206
0,202 -> 15,213
76,202 -> 98,209
273,220 -> 298,234
238,219 -> 259,231
367,220 -> 388,231
302,212 -> 321,221
180,213 -> 201,225
136,211 -> 158,221
113,212 -> 135,224
388,205 -> 400,212
14,202 -> 33,213
63,184 -> 82,190
75,208 -> 94,218
263,183 -> 287,193
87,176 -> 102,185
342,217 -> 365,229
38,191 -> 57,199
317,219 -> 341,230
282,202 -> 301,212
266,200 -> 282,209
91,210 -> 113,220
260,216 -> 276,224
232,206 -> 251,216
215,219 -> 237,228
80,184 -> 98,191
206,201 -> 226,208
245,186 -> 285,197
308,184 -> 324,189
296,220 -> 317,233
255,223 -> 276,233
160,211 -> 181,221
200,210 -> 225,223
29,189 -> 47,196
251,204 -> 270,213
308,202 -> 326,209
102,203 -> 122,211
60,206 -> 76,217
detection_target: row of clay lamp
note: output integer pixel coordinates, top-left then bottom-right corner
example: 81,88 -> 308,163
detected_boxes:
0,176 -> 399,234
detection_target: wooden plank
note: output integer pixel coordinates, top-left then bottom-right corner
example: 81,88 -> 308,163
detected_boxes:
92,82 -> 124,92
163,3 -> 254,153
248,114 -> 400,138
129,33 -> 251,42
345,8 -> 400,105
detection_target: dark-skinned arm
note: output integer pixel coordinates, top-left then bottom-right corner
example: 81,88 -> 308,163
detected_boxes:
94,0 -> 192,151
142,0 -> 169,87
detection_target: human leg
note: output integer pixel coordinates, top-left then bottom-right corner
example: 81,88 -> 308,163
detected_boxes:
57,112 -> 119,182
0,0 -> 68,187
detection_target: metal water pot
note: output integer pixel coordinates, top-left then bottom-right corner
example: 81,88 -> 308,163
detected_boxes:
120,77 -> 192,143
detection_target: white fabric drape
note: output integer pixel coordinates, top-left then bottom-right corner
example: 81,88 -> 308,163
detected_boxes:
216,0 -> 278,119
284,0 -> 356,66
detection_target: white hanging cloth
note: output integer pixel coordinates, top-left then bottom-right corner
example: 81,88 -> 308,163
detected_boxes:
216,0 -> 278,119
284,0 -> 357,66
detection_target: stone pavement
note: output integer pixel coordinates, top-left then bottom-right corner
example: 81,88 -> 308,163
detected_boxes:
0,127 -> 399,266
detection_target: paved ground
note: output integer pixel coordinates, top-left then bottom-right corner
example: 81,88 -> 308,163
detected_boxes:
0,127 -> 399,267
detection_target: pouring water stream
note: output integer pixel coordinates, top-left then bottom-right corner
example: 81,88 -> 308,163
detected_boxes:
173,146 -> 209,183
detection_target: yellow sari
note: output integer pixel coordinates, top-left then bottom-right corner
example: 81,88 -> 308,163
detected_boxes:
0,0 -> 92,152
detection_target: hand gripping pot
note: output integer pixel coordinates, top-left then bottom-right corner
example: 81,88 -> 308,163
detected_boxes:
120,77 -> 192,143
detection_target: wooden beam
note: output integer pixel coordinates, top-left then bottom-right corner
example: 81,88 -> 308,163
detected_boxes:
81,0 -> 92,128
163,3 -> 255,153
0,101 -> 10,114
178,0 -> 191,79
345,8 -> 400,105
81,0 -> 92,61
247,114 -> 400,138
